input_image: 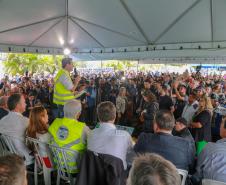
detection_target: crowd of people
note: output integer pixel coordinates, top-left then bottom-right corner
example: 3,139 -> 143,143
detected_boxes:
0,57 -> 225,185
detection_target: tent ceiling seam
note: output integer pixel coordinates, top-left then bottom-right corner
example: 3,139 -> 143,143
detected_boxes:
66,0 -> 69,43
28,17 -> 65,46
0,16 -> 65,34
210,0 -> 214,45
153,0 -> 203,44
119,0 -> 150,44
69,18 -> 105,48
69,16 -> 146,44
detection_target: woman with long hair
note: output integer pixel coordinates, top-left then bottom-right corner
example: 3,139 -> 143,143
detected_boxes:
191,95 -> 213,142
26,106 -> 52,168
140,90 -> 159,133
116,87 -> 128,124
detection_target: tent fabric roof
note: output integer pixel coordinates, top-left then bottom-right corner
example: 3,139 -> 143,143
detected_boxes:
1,0 -> 226,61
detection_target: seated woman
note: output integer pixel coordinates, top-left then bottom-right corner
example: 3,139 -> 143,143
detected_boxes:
26,106 -> 52,168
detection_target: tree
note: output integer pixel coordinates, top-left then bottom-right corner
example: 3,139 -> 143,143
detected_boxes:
102,60 -> 137,71
3,53 -> 63,76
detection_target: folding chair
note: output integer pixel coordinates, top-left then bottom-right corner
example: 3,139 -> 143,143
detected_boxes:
202,179 -> 226,185
0,133 -> 37,184
0,134 -> 11,156
177,169 -> 188,185
26,137 -> 54,185
49,143 -> 81,185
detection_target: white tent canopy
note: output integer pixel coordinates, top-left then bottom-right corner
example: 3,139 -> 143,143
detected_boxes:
1,0 -> 226,61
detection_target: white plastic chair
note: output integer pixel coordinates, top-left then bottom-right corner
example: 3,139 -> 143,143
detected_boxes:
49,143 -> 80,185
0,134 -> 11,156
177,169 -> 188,185
202,179 -> 226,185
0,134 -> 37,184
26,137 -> 54,185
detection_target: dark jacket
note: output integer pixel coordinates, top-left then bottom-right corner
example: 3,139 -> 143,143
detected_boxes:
173,128 -> 195,144
76,150 -> 126,185
143,101 -> 159,133
134,132 -> 194,171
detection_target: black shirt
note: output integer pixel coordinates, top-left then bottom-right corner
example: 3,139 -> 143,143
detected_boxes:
159,95 -> 173,111
174,96 -> 188,119
192,110 -> 212,142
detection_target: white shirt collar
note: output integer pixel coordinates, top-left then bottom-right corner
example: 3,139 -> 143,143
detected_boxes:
99,122 -> 116,129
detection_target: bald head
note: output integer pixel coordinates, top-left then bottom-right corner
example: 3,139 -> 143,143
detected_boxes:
64,100 -> 82,119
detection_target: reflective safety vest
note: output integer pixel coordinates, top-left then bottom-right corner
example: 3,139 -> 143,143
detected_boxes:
53,69 -> 75,105
48,118 -> 86,173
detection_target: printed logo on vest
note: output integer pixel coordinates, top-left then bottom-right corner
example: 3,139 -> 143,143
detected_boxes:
57,126 -> 69,140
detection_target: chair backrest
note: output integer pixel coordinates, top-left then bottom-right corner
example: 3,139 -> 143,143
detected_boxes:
48,143 -> 80,177
0,133 -> 34,165
0,133 -> 21,154
202,179 -> 226,185
76,150 -> 125,185
0,134 -> 11,156
177,169 -> 188,185
26,137 -> 52,168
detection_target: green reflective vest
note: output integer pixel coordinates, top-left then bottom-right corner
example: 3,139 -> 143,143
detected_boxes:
48,117 -> 86,173
53,69 -> 75,105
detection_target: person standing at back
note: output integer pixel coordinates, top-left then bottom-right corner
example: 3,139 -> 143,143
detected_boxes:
53,58 -> 81,118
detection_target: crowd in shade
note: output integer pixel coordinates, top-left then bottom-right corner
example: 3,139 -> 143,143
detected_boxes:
0,63 -> 226,185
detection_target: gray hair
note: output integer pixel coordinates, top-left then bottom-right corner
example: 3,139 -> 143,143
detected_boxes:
64,100 -> 82,119
127,154 -> 181,185
155,110 -> 175,131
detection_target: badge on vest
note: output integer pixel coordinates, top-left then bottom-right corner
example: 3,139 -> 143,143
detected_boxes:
57,126 -> 69,140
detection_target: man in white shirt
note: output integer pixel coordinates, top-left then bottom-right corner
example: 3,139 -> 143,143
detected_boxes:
0,93 -> 33,165
88,101 -> 133,170
181,91 -> 199,125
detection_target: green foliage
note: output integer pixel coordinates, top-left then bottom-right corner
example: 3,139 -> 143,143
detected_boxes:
102,60 -> 137,70
3,53 -> 63,76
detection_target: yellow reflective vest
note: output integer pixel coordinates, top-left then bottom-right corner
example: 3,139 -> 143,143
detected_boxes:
48,117 -> 86,173
53,69 -> 75,105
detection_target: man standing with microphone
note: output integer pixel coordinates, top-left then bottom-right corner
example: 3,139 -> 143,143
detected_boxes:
53,57 -> 81,118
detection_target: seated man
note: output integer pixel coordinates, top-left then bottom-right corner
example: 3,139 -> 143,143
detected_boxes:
0,154 -> 27,185
127,153 -> 181,185
87,101 -> 133,170
0,93 -> 33,165
49,100 -> 90,173
193,117 -> 226,183
173,117 -> 195,144
134,110 -> 194,171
